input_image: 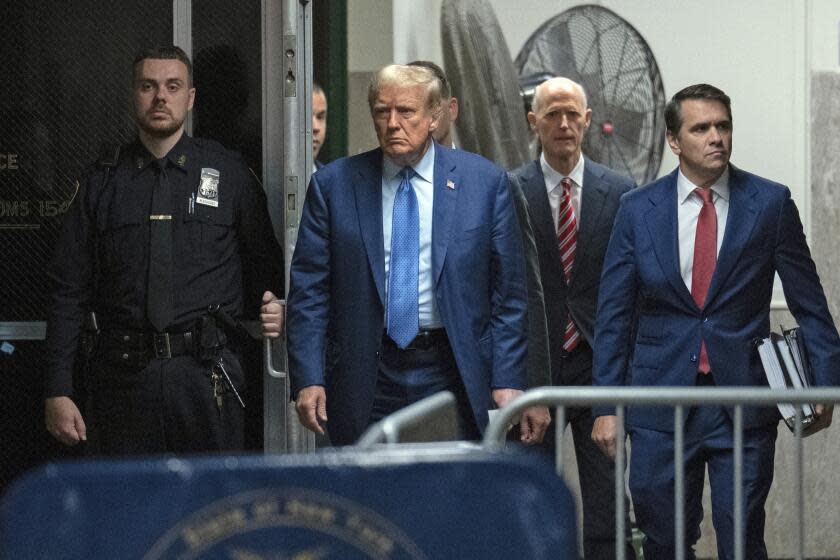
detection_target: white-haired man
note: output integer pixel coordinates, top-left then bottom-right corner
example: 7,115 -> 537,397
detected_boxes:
508,77 -> 636,559
287,64 -> 534,445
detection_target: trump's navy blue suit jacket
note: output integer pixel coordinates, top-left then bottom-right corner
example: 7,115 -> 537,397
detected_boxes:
287,142 -> 528,445
593,165 -> 840,430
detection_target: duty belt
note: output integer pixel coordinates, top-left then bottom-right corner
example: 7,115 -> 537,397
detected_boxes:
102,329 -> 196,359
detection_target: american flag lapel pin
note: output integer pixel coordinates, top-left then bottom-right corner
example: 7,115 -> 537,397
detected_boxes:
446,179 -> 455,190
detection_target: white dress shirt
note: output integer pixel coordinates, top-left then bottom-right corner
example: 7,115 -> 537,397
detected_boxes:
541,153 -> 585,233
382,142 -> 441,329
677,167 -> 730,291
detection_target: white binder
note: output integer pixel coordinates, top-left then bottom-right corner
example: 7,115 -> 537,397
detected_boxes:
754,327 -> 815,431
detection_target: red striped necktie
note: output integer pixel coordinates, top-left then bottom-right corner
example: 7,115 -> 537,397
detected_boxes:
558,177 -> 580,352
691,187 -> 717,374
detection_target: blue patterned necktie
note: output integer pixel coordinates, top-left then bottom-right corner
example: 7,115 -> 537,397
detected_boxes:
387,167 -> 419,348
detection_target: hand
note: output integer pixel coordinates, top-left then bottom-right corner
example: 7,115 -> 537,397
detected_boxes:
296,385 -> 327,435
491,387 -> 523,409
491,389 -> 522,430
45,396 -> 87,446
260,291 -> 285,339
518,405 -> 551,445
803,403 -> 834,437
591,415 -> 618,459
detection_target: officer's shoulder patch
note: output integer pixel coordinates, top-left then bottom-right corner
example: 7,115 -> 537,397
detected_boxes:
96,143 -> 121,168
194,137 -> 249,167
80,162 -> 108,186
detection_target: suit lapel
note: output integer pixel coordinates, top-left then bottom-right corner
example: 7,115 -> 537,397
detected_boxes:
432,143 -> 458,288
520,161 -> 566,284
705,166 -> 759,306
354,149 -> 386,305
574,157 -> 609,280
646,170 -> 697,309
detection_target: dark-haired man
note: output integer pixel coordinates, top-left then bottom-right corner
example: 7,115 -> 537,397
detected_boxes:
409,59 -> 551,444
407,60 -> 458,148
592,83 -> 840,559
44,46 -> 285,455
312,83 -> 328,171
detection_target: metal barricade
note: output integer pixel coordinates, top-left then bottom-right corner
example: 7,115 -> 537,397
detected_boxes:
356,391 -> 459,447
483,386 -> 840,560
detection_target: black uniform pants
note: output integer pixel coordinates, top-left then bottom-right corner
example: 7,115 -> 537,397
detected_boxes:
89,347 -> 245,455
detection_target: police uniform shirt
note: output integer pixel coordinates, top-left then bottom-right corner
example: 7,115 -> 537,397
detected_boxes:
44,134 -> 283,397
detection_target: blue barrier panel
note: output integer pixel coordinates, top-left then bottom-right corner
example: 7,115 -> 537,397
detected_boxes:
1,446 -> 577,559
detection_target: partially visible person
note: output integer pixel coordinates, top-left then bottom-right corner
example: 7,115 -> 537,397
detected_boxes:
509,77 -> 636,559
412,59 -> 551,444
312,83 -> 328,172
592,83 -> 840,559
286,64 -> 531,445
407,60 -> 458,148
44,46 -> 284,455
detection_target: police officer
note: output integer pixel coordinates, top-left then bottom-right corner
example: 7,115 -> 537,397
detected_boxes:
43,46 -> 285,455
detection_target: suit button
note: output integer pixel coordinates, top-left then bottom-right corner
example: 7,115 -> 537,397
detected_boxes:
122,353 -> 129,360
690,354 -> 697,363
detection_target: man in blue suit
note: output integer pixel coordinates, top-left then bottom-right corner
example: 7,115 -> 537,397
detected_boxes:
286,64 -> 530,445
591,83 -> 840,559
411,59 -> 552,443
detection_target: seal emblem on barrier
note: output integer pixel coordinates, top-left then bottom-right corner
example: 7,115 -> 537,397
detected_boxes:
143,488 -> 428,560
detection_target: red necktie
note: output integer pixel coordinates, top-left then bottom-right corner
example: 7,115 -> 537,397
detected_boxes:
558,177 -> 580,352
691,187 -> 717,374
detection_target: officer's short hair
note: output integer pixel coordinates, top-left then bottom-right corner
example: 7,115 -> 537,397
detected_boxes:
133,46 -> 193,85
367,64 -> 442,116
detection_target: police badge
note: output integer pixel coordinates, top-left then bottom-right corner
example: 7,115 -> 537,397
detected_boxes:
196,168 -> 220,207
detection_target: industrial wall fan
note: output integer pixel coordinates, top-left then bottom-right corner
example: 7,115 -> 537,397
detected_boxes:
442,2 -> 666,185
